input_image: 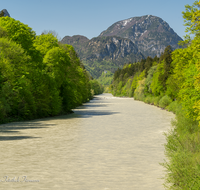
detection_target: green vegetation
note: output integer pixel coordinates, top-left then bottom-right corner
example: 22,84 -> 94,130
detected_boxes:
82,60 -> 118,79
0,17 -> 103,123
111,1 -> 200,188
97,71 -> 114,86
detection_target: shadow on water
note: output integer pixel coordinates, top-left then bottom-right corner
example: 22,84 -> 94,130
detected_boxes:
0,95 -> 118,140
0,123 -> 52,133
76,104 -> 107,109
72,110 -> 119,118
0,136 -> 41,141
0,122 -> 53,141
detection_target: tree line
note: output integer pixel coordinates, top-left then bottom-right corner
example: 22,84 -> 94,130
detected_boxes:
0,16 -> 103,123
110,1 -> 200,188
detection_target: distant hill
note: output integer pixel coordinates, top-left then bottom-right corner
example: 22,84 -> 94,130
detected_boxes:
99,15 -> 182,58
0,9 -> 10,17
61,35 -> 89,55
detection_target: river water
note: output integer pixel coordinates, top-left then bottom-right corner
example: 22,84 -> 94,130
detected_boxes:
0,93 -> 174,190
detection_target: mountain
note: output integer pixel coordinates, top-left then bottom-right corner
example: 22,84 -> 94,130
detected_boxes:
61,35 -> 144,78
61,35 -> 89,51
99,15 -> 182,57
61,15 -> 182,79
0,9 -> 10,17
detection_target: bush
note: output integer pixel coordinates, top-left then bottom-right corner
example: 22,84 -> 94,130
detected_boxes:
166,101 -> 181,114
162,107 -> 200,189
134,78 -> 146,101
144,96 -> 153,104
152,96 -> 161,106
159,95 -> 172,108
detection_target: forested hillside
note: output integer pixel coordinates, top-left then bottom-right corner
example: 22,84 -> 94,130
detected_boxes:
111,1 -> 200,188
0,16 -> 103,124
61,36 -> 144,79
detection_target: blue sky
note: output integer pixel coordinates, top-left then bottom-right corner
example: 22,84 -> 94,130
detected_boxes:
1,0 -> 196,40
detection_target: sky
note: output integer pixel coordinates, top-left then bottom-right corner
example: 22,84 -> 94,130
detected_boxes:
1,0 -> 196,40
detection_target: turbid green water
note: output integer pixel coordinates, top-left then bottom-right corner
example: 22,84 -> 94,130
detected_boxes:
0,93 -> 174,190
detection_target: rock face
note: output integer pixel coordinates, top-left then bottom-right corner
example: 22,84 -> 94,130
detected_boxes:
99,15 -> 182,57
0,9 -> 10,17
61,35 -> 143,63
82,36 -> 143,61
61,35 -> 144,78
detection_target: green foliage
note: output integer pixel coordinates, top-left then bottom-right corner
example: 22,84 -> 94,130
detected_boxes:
150,62 -> 165,96
182,1 -> 200,37
83,60 -> 119,79
0,17 -> 101,123
144,96 -> 154,104
144,56 -> 153,76
89,79 -> 104,95
97,71 -> 114,86
133,78 -> 146,101
152,96 -> 161,107
0,27 -> 7,37
166,101 -> 181,114
0,37 -> 37,120
111,55 -> 159,98
162,106 -> 200,189
150,46 -> 173,96
0,17 -> 41,63
158,95 -> 172,109
145,65 -> 157,93
34,33 -> 59,57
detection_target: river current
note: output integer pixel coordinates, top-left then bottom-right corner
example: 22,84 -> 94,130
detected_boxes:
0,93 -> 174,190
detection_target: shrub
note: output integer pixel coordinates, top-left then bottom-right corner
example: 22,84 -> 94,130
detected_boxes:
134,78 -> 146,101
153,96 -> 161,106
159,95 -> 172,108
162,107 -> 200,189
144,96 -> 153,104
166,101 -> 181,114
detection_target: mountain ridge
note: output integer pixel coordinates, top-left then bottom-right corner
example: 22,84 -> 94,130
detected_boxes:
99,15 -> 182,57
61,15 -> 182,78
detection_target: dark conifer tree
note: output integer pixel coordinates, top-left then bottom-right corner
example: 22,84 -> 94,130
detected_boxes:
144,56 -> 153,77
158,45 -> 173,90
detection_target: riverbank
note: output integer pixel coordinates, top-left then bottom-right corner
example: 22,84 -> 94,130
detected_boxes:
119,92 -> 200,188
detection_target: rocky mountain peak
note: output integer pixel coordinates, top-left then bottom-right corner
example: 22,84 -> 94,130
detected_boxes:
0,9 -> 10,17
99,15 -> 182,57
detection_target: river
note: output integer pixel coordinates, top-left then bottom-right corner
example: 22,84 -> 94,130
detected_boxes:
0,93 -> 174,190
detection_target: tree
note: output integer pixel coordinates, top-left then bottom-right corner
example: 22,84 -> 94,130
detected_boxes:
158,45 -> 173,90
0,27 -> 7,38
33,33 -> 59,57
0,16 -> 41,63
144,56 -> 153,77
0,37 -> 36,120
180,0 -> 200,45
41,30 -> 61,41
